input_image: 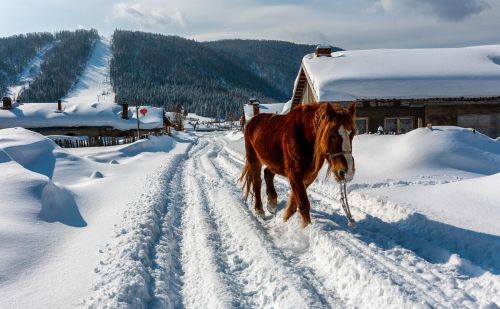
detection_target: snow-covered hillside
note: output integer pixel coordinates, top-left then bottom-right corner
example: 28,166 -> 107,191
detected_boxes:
7,43 -> 56,100
63,38 -> 115,103
0,126 -> 498,308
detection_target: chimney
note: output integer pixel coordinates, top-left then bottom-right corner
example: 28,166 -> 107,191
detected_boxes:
121,101 -> 129,119
57,99 -> 62,111
2,97 -> 12,110
248,98 -> 260,117
315,45 -> 332,57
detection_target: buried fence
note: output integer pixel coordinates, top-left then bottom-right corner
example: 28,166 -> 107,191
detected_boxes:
51,131 -> 168,148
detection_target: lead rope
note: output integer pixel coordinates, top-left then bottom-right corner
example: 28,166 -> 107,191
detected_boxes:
340,182 -> 355,227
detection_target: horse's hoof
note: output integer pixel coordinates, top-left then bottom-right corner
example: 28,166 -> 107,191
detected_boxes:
267,198 -> 278,215
255,209 -> 265,218
301,220 -> 311,229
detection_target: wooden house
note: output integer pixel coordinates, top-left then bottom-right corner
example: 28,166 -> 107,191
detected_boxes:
290,45 -> 500,137
0,98 -> 168,145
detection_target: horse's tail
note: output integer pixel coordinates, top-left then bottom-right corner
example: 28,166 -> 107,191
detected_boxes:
239,132 -> 255,201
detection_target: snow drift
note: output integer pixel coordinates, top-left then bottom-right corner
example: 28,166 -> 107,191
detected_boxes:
353,126 -> 500,180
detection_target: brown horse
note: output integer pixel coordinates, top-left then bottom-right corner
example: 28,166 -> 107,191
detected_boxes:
240,102 -> 356,227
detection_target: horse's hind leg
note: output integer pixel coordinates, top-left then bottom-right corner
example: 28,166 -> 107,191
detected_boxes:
250,162 -> 265,217
264,167 -> 278,214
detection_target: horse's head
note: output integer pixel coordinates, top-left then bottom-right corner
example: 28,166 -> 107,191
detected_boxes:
314,102 -> 356,183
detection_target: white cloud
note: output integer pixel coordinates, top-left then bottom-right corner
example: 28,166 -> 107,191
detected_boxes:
2,0 -> 500,50
376,0 -> 491,21
113,2 -> 188,28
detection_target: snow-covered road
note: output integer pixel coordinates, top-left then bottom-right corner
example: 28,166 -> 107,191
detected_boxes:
88,132 -> 499,308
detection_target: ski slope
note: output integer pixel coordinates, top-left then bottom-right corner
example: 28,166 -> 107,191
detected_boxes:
0,127 -> 499,308
63,37 -> 115,103
7,43 -> 56,100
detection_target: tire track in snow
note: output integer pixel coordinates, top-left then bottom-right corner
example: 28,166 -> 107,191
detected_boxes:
195,138 -> 344,308
215,137 -> 477,308
148,156 -> 191,308
86,148 -> 191,309
178,139 -> 244,308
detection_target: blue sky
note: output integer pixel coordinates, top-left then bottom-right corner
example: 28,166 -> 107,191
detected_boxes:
2,0 -> 499,49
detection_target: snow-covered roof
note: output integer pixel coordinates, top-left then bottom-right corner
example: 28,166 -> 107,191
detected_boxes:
0,102 -> 164,130
243,103 -> 286,120
300,45 -> 500,101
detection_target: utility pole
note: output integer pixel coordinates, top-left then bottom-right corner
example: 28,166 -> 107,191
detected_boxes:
136,103 -> 140,140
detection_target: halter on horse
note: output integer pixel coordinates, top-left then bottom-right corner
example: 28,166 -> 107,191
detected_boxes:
240,102 -> 356,227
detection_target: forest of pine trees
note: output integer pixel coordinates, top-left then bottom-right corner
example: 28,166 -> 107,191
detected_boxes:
203,39 -> 340,97
0,32 -> 54,95
110,30 -> 291,118
19,29 -> 99,102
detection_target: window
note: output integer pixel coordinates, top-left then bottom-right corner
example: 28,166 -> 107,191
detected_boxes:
384,117 -> 413,134
399,118 -> 413,134
385,118 -> 398,134
355,118 -> 369,134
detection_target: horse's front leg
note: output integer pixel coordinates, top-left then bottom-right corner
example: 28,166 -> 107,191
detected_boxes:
264,167 -> 278,214
289,175 -> 311,227
283,194 -> 297,222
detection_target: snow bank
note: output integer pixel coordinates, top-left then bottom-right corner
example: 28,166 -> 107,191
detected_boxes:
76,135 -> 177,164
0,102 -> 164,130
352,126 -> 500,180
375,172 -> 500,236
0,127 -> 191,308
0,127 -> 79,178
0,128 -> 89,286
302,45 -> 500,101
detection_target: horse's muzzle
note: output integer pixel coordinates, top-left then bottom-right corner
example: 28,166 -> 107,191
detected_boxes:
335,168 -> 354,183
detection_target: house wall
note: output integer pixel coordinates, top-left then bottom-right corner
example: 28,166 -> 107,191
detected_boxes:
357,105 -> 425,134
425,103 -> 500,137
300,82 -> 317,105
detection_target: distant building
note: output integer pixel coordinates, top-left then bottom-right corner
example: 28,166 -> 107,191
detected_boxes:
291,45 -> 500,137
0,99 -> 166,137
243,98 -> 287,121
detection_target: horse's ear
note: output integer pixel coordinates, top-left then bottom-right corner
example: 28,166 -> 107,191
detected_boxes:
326,103 -> 336,120
348,102 -> 356,117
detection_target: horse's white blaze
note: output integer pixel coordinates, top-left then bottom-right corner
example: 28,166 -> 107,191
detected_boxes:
338,125 -> 354,181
